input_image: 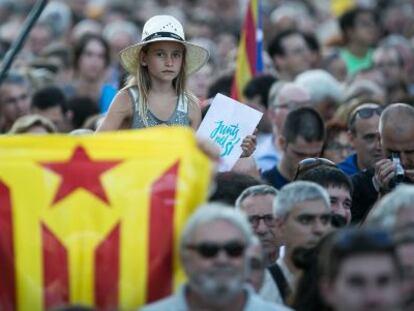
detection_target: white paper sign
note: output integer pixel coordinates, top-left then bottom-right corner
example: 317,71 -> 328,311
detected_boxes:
196,93 -> 263,172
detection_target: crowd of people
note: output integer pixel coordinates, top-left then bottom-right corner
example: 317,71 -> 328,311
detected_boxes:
1,0 -> 414,310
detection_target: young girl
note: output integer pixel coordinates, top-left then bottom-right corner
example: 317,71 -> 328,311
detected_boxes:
97,15 -> 255,156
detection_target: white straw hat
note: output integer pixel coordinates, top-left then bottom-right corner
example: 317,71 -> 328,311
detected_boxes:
119,15 -> 209,75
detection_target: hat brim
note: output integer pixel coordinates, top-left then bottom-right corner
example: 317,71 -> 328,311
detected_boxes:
119,37 -> 209,76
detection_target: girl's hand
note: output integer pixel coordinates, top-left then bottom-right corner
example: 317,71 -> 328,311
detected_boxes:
240,134 -> 257,158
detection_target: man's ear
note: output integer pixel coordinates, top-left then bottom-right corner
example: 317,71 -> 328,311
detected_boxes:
278,135 -> 287,151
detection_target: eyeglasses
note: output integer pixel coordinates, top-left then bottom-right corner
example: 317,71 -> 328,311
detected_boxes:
294,157 -> 336,180
186,241 -> 246,259
348,106 -> 383,129
248,214 -> 275,228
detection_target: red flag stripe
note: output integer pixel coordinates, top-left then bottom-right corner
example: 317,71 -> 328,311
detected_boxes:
147,161 -> 179,302
95,223 -> 120,309
42,224 -> 69,309
245,3 -> 257,74
0,181 -> 16,311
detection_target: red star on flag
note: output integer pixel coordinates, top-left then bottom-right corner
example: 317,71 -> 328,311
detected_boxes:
40,146 -> 122,205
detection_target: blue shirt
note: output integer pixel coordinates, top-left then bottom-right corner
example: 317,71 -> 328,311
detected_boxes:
338,153 -> 359,176
261,166 -> 290,190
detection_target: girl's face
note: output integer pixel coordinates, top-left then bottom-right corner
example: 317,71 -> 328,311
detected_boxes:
78,39 -> 107,81
141,41 -> 184,83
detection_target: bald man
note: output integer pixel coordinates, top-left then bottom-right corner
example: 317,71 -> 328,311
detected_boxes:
351,103 -> 414,224
374,103 -> 414,191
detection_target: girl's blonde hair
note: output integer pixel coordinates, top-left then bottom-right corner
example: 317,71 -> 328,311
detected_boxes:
8,114 -> 57,134
124,43 -> 199,127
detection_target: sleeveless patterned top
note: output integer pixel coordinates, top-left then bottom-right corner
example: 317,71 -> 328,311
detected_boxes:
127,86 -> 190,128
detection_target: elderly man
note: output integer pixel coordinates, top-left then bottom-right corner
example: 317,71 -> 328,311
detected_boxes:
268,181 -> 332,303
338,103 -> 384,176
141,204 -> 292,311
236,185 -> 280,266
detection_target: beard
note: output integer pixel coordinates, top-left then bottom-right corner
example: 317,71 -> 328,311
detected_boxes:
188,266 -> 246,305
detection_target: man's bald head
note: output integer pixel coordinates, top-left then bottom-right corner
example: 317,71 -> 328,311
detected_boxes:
380,103 -> 414,170
380,103 -> 414,137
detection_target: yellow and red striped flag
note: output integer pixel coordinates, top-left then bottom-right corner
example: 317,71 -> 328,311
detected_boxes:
231,0 -> 264,101
0,127 -> 211,311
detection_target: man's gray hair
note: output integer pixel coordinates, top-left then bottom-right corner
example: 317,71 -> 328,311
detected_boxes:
273,181 -> 330,218
180,203 -> 254,252
235,185 -> 278,210
295,69 -> 343,105
365,185 -> 414,229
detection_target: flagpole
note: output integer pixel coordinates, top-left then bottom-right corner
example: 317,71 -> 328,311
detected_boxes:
0,0 -> 49,85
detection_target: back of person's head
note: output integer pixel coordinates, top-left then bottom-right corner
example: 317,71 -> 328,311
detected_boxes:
268,29 -> 305,58
207,73 -> 234,98
273,181 -> 330,219
209,172 -> 263,206
295,69 -> 343,106
32,85 -> 67,112
242,74 -> 277,108
320,228 -> 400,283
365,185 -> 414,230
67,96 -> 100,129
297,165 -> 353,195
283,107 -> 325,144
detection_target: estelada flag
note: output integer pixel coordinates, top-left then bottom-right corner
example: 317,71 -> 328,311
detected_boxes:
0,127 -> 212,311
230,0 -> 264,101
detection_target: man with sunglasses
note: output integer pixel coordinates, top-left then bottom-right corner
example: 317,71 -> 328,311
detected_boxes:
269,181 -> 332,304
141,204 -> 292,311
338,103 -> 384,176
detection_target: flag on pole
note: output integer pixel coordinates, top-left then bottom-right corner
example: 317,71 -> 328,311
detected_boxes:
231,0 -> 264,101
0,127 -> 211,311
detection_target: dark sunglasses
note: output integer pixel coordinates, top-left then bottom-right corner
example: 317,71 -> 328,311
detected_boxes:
186,241 -> 246,258
248,214 -> 275,228
294,157 -> 336,180
348,106 -> 383,128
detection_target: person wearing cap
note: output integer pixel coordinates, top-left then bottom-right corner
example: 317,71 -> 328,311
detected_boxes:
97,15 -> 256,156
